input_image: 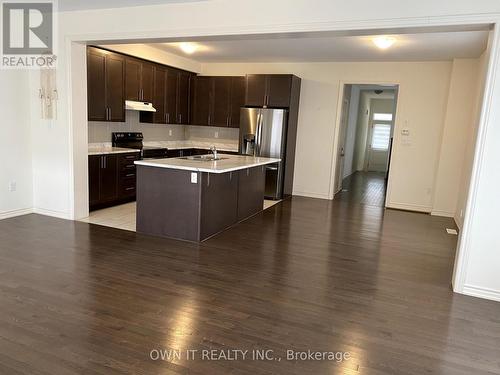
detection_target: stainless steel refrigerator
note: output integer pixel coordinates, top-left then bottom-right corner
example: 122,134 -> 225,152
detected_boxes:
239,108 -> 288,200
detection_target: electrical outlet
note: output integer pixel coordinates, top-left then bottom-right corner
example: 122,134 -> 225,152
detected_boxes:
169,129 -> 172,136
8,181 -> 16,192
191,173 -> 198,184
214,131 -> 219,138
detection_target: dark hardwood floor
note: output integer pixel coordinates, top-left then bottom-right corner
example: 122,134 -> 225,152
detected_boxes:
1,196 -> 500,374
335,171 -> 387,207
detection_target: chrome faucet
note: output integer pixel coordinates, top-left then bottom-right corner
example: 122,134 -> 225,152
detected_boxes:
210,145 -> 218,160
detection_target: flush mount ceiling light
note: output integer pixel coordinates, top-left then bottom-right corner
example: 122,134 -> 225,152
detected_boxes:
372,36 -> 396,49
179,42 -> 199,54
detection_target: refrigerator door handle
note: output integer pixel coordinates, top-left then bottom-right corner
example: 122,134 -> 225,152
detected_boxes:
256,110 -> 264,156
255,111 -> 261,156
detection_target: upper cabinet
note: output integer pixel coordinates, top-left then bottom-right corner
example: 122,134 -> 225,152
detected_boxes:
245,74 -> 295,108
190,76 -> 245,128
87,47 -> 125,122
140,67 -> 194,125
125,58 -> 153,102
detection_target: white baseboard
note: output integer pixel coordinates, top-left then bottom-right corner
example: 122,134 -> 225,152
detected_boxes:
0,207 -> 33,220
386,201 -> 432,213
462,284 -> 500,303
431,210 -> 455,218
292,191 -> 331,200
33,207 -> 71,220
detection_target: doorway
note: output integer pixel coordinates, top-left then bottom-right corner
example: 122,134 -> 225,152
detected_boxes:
334,84 -> 399,207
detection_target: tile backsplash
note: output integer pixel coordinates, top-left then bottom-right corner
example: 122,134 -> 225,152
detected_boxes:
88,111 -> 240,143
185,124 -> 239,141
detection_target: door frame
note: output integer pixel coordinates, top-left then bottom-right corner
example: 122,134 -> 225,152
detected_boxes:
334,96 -> 351,194
329,80 -> 401,206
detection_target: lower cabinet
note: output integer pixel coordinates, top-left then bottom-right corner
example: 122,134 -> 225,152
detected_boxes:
237,166 -> 266,221
88,152 -> 140,211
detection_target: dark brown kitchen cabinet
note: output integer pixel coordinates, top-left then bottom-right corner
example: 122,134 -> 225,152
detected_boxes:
88,152 -> 139,211
190,76 -> 245,127
177,70 -> 191,124
165,68 -> 178,124
125,57 -> 154,102
212,77 -> 231,127
141,67 -> 193,125
190,76 -> 212,125
229,76 -> 245,128
87,47 -> 125,122
245,74 -> 295,108
140,65 -> 166,124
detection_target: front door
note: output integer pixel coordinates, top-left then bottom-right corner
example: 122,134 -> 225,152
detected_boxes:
366,100 -> 394,172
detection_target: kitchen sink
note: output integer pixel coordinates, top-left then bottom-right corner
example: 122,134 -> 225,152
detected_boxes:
178,155 -> 228,161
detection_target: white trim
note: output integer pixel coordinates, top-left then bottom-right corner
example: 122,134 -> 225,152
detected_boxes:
463,284 -> 500,302
33,208 -> 71,220
292,191 -> 330,200
0,208 -> 33,220
386,202 -> 432,213
452,26 -> 500,294
431,210 -> 455,217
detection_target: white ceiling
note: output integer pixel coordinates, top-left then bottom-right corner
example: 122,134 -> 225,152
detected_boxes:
150,31 -> 489,62
58,0 -> 204,12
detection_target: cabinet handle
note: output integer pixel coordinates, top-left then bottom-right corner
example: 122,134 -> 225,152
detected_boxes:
167,113 -> 170,123
179,114 -> 182,124
108,108 -> 111,120
125,187 -> 135,191
126,173 -> 135,177
208,114 -> 211,125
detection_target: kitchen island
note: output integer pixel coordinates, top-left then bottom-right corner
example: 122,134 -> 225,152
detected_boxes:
134,154 -> 280,242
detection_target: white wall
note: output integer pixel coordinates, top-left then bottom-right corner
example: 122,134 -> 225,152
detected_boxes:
0,71 -> 33,219
202,61 -> 452,209
432,59 -> 481,218
100,44 -> 201,73
353,91 -> 371,171
454,52 -> 490,229
454,30 -> 500,302
342,85 -> 360,178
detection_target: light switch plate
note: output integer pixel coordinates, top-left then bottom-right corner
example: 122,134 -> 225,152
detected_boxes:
191,173 -> 198,184
215,131 -> 219,138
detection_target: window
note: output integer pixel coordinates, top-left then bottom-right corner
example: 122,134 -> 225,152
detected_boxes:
371,123 -> 391,150
373,113 -> 393,121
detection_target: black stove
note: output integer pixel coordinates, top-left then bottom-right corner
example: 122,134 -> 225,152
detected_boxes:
112,132 -> 169,159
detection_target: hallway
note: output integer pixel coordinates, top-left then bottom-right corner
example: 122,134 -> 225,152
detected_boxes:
335,171 -> 387,207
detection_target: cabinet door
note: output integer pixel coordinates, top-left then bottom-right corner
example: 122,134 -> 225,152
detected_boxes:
229,76 -> 246,128
212,77 -> 231,127
191,76 -> 211,126
88,155 -> 101,205
105,53 -> 125,122
267,75 -> 292,107
99,154 -> 118,202
87,48 -> 106,121
165,68 -> 178,124
152,66 -> 166,123
245,75 -> 267,107
125,58 -> 141,101
237,166 -> 266,221
141,62 -> 154,102
177,71 -> 191,124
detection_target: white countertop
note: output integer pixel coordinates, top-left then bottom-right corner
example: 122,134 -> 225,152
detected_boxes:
88,146 -> 141,155
134,154 -> 280,173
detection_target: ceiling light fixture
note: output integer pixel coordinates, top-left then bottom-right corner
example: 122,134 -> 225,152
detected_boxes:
372,36 -> 396,50
179,42 -> 198,54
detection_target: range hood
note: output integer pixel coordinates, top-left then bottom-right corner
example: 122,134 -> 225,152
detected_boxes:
125,100 -> 156,112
